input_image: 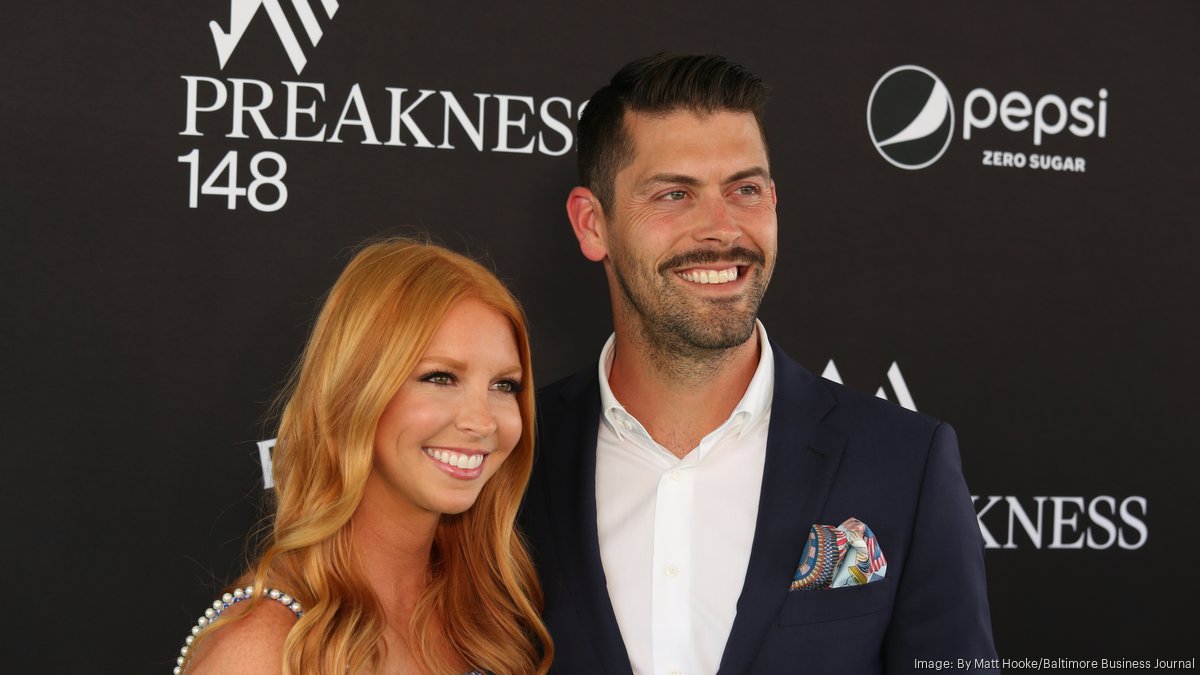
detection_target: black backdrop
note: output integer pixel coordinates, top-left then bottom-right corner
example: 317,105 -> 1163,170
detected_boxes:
2,2 -> 1196,672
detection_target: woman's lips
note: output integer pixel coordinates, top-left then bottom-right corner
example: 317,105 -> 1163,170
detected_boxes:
423,447 -> 487,479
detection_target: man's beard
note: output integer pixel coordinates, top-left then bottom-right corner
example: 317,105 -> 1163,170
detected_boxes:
611,244 -> 771,357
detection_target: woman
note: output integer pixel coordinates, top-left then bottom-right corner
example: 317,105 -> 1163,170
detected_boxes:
174,238 -> 553,674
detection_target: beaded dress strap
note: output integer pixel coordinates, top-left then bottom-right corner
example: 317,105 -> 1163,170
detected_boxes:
173,585 -> 302,674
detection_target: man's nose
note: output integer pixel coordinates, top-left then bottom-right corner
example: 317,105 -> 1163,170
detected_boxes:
692,196 -> 742,246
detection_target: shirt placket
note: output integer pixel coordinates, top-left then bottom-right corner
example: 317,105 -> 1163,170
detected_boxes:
651,453 -> 696,675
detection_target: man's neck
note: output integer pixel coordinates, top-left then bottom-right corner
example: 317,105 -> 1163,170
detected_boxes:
608,322 -> 761,459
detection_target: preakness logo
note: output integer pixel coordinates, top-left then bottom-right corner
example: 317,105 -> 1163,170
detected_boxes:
821,360 -> 917,411
179,3 -> 578,213
211,0 -> 340,74
973,495 -> 1147,550
867,65 -> 1108,173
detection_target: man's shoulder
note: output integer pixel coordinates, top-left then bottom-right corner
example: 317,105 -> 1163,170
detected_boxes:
773,350 -> 964,505
825,375 -> 940,432
773,347 -> 944,442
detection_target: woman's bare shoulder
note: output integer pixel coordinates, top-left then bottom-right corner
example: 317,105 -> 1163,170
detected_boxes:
184,597 -> 299,675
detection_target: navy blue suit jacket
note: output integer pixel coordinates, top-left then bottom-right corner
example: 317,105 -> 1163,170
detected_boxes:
520,345 -> 998,674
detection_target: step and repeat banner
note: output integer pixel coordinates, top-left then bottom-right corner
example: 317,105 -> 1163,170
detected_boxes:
2,2 -> 1195,672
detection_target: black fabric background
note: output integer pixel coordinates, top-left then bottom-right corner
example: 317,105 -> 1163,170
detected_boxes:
1,2 -> 1195,671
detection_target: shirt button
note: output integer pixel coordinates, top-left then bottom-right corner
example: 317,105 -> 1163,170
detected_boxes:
670,470 -> 681,481
670,670 -> 683,675
665,565 -> 679,578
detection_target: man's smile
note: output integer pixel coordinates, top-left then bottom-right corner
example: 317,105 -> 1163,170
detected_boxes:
677,266 -> 740,285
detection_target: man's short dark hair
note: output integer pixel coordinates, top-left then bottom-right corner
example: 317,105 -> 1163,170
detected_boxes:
576,53 -> 770,213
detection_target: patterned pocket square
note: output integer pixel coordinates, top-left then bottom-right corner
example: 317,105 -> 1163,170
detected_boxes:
789,517 -> 888,590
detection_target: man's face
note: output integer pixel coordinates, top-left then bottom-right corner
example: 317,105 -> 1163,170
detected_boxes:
600,109 -> 777,354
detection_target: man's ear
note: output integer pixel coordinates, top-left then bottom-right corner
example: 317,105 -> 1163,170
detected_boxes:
770,179 -> 778,206
566,186 -> 609,262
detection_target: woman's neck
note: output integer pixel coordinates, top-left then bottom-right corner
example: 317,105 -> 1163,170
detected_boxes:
351,497 -> 439,622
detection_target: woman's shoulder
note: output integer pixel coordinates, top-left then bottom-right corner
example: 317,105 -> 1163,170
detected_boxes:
176,586 -> 303,675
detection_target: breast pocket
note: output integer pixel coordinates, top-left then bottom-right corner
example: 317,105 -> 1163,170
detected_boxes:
778,579 -> 893,626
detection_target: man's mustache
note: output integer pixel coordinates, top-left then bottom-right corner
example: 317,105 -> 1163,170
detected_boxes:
658,246 -> 766,275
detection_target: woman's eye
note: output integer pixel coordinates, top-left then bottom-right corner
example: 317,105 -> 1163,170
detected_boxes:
491,379 -> 523,393
421,371 -> 455,385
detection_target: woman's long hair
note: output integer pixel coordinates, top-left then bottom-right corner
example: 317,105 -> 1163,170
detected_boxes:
189,238 -> 551,674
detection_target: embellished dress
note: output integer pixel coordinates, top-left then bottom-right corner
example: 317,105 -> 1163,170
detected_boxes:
173,585 -> 486,674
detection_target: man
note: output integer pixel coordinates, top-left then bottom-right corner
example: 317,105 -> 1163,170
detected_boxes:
520,53 -> 997,674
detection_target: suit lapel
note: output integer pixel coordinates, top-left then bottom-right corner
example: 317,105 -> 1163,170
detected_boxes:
717,349 -> 847,675
543,370 -> 634,675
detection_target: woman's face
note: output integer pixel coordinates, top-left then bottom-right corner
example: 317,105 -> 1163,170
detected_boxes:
366,297 -> 523,520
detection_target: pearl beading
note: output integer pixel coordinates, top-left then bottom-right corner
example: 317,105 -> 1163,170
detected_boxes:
173,585 -> 303,674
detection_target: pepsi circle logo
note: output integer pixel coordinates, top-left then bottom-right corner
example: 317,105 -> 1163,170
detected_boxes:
868,66 -> 954,169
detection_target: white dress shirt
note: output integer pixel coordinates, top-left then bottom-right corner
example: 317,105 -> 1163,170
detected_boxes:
595,322 -> 774,675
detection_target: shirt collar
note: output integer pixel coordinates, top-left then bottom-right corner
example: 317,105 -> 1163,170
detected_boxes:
597,321 -> 775,444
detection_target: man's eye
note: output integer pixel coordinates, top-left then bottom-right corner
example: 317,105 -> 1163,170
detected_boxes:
661,190 -> 687,201
734,184 -> 761,196
421,371 -> 455,385
491,379 -> 523,394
